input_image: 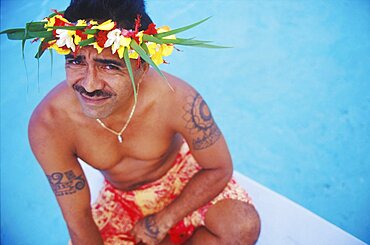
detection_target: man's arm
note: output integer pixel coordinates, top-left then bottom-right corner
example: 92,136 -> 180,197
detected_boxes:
28,109 -> 103,245
160,89 -> 233,223
132,86 -> 233,244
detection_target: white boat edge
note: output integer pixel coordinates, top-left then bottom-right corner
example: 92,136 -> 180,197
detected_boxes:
233,171 -> 367,245
80,160 -> 367,245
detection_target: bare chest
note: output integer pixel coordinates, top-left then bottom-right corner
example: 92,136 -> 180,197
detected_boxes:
71,113 -> 182,188
76,119 -> 176,166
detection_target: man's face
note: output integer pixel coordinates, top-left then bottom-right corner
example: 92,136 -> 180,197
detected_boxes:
65,46 -> 145,119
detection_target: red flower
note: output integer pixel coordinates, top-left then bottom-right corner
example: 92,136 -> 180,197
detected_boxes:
143,23 -> 158,35
54,16 -> 67,27
134,14 -> 142,33
96,31 -> 109,47
76,29 -> 88,40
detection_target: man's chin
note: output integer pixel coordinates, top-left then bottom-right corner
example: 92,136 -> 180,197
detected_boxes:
81,106 -> 112,119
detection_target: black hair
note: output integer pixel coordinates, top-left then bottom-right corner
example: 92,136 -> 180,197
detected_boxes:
64,0 -> 153,30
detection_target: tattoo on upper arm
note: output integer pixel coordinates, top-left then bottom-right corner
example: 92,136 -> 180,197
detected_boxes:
46,170 -> 86,196
183,92 -> 221,150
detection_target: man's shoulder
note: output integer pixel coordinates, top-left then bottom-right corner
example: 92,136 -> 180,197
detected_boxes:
29,81 -> 75,133
145,70 -> 201,129
149,70 -> 197,105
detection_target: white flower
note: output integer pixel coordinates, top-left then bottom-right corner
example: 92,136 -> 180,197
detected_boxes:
105,29 -> 131,54
56,29 -> 75,52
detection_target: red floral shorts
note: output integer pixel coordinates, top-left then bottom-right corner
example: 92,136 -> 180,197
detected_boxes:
91,142 -> 252,244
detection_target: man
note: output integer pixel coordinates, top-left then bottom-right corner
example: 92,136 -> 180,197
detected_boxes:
26,0 -> 260,244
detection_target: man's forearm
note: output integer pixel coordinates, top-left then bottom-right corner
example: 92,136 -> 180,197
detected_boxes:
156,167 -> 232,227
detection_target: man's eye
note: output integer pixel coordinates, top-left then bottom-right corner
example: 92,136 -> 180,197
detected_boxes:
67,59 -> 82,65
104,64 -> 119,70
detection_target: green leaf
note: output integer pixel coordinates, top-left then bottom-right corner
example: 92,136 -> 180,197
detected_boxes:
47,25 -> 85,31
35,42 -> 45,59
83,29 -> 98,35
160,38 -> 211,45
155,17 -> 211,38
130,41 -> 174,91
26,21 -> 47,32
130,41 -> 165,80
188,43 -> 231,49
0,28 -> 24,35
176,37 -> 211,43
141,42 -> 149,54
21,38 -> 29,87
78,37 -> 95,46
28,31 -> 53,38
142,34 -> 163,44
34,37 -> 53,59
0,28 -> 30,40
159,37 -> 230,48
22,37 -> 26,60
37,54 -> 40,92
49,49 -> 54,80
123,47 -> 137,102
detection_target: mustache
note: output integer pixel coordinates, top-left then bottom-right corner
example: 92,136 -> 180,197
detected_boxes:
72,84 -> 113,98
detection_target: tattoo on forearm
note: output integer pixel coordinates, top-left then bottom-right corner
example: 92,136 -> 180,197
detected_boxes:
144,215 -> 160,239
46,170 -> 86,196
183,92 -> 221,150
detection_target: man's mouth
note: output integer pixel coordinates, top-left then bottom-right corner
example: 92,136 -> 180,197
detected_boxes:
72,84 -> 113,105
79,92 -> 112,105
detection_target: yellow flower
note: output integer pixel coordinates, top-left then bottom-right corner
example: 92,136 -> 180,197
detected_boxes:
144,26 -> 175,65
74,34 -> 82,45
49,42 -> 71,55
89,20 -> 98,26
157,26 -> 176,40
76,19 -> 87,27
161,44 -> 174,56
129,49 -> 139,59
116,36 -> 132,58
136,31 -> 144,44
92,42 -> 104,54
147,41 -> 174,65
91,19 -> 115,31
86,34 -> 103,54
117,46 -> 125,59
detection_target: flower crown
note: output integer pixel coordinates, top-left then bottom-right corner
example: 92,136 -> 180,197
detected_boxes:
1,10 -> 226,97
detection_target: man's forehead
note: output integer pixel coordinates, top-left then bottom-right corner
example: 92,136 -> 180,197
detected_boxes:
73,46 -> 121,59
66,47 -> 125,66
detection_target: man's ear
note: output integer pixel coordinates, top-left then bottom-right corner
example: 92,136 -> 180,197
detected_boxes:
137,62 -> 149,84
142,62 -> 149,73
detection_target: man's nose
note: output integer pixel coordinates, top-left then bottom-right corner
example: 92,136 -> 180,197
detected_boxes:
81,67 -> 104,92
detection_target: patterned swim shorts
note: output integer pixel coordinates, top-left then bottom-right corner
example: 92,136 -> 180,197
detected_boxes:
91,142 -> 252,244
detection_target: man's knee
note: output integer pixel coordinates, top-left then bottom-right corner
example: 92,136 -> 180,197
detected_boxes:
238,202 -> 261,244
204,199 -> 261,245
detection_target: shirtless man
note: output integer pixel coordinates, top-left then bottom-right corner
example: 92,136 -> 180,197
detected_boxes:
27,0 -> 260,244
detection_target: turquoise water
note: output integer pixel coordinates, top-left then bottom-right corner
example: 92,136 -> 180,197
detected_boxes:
1,0 -> 369,244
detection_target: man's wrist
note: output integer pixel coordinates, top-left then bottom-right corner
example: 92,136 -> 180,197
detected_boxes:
155,208 -> 178,230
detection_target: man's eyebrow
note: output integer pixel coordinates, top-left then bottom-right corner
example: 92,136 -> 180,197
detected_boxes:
65,54 -> 84,60
94,58 -> 125,67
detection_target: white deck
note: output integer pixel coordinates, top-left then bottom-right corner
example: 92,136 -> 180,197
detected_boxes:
80,161 -> 366,245
233,172 -> 366,245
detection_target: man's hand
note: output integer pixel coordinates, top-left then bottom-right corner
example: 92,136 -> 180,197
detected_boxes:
132,214 -> 172,245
